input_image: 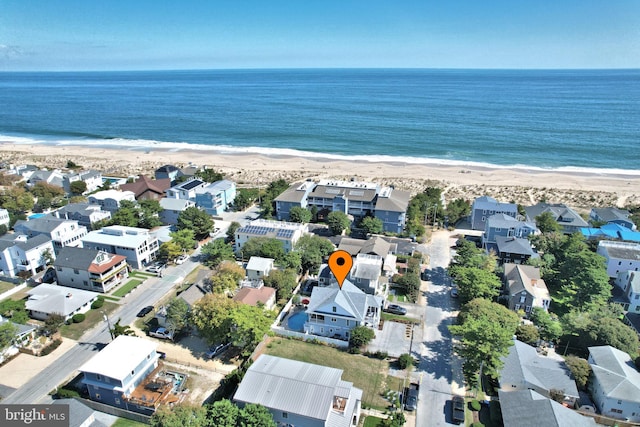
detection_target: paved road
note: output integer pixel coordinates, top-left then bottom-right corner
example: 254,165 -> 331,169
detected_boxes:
414,230 -> 464,426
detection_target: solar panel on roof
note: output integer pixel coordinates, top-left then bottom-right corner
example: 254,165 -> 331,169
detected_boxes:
277,229 -> 295,238
181,179 -> 204,190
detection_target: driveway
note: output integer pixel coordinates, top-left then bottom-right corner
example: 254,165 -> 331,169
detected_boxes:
366,321 -> 413,358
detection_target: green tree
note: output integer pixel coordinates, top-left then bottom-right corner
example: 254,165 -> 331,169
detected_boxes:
535,211 -> 561,234
263,269 -> 297,301
445,198 -> 471,226
170,229 -> 197,252
450,238 -> 496,273
41,248 -> 55,266
227,221 -> 241,242
449,298 -> 519,388
41,313 -> 65,336
381,412 -> 406,427
451,267 -> 501,303
326,211 -> 351,235
0,224 -> 7,235
233,188 -> 259,211
0,187 -> 34,214
109,200 -> 140,227
195,168 -> 224,183
208,261 -> 245,293
240,237 -> 285,262
138,199 -> 163,229
165,298 -> 190,332
349,325 -> 375,350
260,179 -> 290,218
281,251 -> 302,271
192,294 -> 238,345
0,322 -> 18,351
30,181 -> 65,199
158,241 -> 182,263
150,404 -> 207,427
360,216 -> 384,234
564,355 -> 591,390
238,403 -> 277,427
289,206 -> 312,223
553,249 -> 610,314
111,319 -> 135,338
177,206 -> 214,239
207,399 -> 239,427
294,234 -> 335,273
529,307 -> 563,342
201,239 -> 236,267
397,353 -> 415,370
515,324 -> 540,346
0,299 -> 28,324
69,180 -> 87,195
229,304 -> 275,349
66,160 -> 81,169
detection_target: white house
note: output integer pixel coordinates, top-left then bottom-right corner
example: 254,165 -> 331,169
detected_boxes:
234,354 -> 362,427
0,208 -> 10,228
165,177 -> 207,200
51,203 -> 111,229
25,283 -> 98,321
235,219 -> 307,254
81,225 -> 159,269
588,345 -> 640,423
349,253 -> 384,295
88,190 -> 136,213
597,240 -> 640,278
194,179 -> 236,215
0,234 -> 55,278
615,271 -> 640,314
13,216 -> 87,250
245,256 -> 274,281
62,170 -> 103,195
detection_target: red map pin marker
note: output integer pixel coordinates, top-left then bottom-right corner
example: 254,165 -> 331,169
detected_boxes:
328,250 -> 353,290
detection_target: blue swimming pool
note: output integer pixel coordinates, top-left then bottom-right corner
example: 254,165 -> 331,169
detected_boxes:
28,213 -> 46,220
287,311 -> 307,332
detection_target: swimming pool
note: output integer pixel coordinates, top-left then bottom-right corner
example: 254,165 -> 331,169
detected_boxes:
28,213 -> 46,220
287,311 -> 307,332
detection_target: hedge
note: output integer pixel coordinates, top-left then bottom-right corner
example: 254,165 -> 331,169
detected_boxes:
72,313 -> 86,323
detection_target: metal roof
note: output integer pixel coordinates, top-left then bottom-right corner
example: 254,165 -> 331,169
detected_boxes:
26,283 -> 98,316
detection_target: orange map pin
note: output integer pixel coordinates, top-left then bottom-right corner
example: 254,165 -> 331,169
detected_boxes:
328,250 -> 353,290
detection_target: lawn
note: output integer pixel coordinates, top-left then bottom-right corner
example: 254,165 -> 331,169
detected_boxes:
263,337 -> 403,410
112,279 -> 143,297
60,301 -> 119,340
111,418 -> 148,427
363,415 -> 385,427
381,312 -> 420,325
0,280 -> 15,295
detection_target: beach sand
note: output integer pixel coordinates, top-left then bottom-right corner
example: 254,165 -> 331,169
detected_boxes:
1,142 -> 638,210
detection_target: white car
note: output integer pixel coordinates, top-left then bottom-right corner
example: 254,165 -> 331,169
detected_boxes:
175,254 -> 189,265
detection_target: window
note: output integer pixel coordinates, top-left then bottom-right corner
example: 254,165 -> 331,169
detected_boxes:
515,304 -> 521,310
115,398 -> 120,405
95,393 -> 101,400
74,269 -> 79,274
331,318 -> 337,322
332,306 -> 337,313
282,412 -> 288,419
131,370 -> 135,376
96,374 -> 102,381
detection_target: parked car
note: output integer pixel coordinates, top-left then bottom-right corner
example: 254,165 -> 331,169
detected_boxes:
156,351 -> 167,360
405,382 -> 419,411
450,288 -> 459,298
146,262 -> 166,274
136,305 -> 154,317
205,342 -> 230,359
175,254 -> 189,265
149,327 -> 174,340
384,304 -> 407,315
452,395 -> 465,424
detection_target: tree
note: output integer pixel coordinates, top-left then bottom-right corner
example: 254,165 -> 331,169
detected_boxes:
177,206 -> 214,239
111,319 -> 135,338
360,216 -> 383,235
66,160 -> 81,169
449,298 -> 519,388
381,412 -> 405,427
260,179 -> 290,218
158,241 -> 182,263
553,249 -> 610,314
240,237 -> 285,262
207,399 -> 240,427
397,353 -> 415,370
229,304 -> 275,349
208,260 -> 245,293
451,267 -> 501,303
238,403 -> 276,427
0,224 -> 7,236
535,211 -> 561,233
326,211 -> 351,235
69,180 -> 87,195
165,298 -> 190,332
564,355 -> 591,390
349,325 -> 375,350
227,221 -> 241,242
0,322 -> 18,351
233,189 -> 258,211
195,168 -> 224,183
0,187 -> 34,214
515,324 -> 540,346
263,269 -> 297,301
450,238 -> 496,273
138,199 -> 163,229
201,239 -> 236,267
289,206 -> 312,223
445,198 -> 471,226
0,299 -> 28,324
30,181 -> 65,199
529,307 -> 563,342
41,248 -> 55,266
150,405 -> 207,427
192,294 -> 238,345
294,234 -> 335,273
170,229 -> 197,252
109,200 -> 140,227
41,313 -> 65,336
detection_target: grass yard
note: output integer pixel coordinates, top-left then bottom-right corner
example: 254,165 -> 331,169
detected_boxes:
0,280 -> 15,295
112,279 -> 143,297
111,418 -> 148,427
264,337 -> 402,410
130,271 -> 155,279
381,312 -> 421,324
60,301 -> 119,340
363,415 -> 386,427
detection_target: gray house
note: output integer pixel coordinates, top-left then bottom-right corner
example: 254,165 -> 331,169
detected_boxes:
494,236 -> 536,265
159,197 -> 195,225
54,246 -> 129,293
525,203 -> 589,234
305,281 -> 382,340
498,390 -> 596,427
470,196 -> 518,231
483,213 -> 538,250
51,203 -> 111,229
234,354 -> 362,427
503,263 -> 551,313
348,254 -> 384,295
14,216 -> 87,251
590,207 -> 636,230
499,339 -> 579,407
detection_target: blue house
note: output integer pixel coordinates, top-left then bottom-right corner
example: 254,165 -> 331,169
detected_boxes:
79,335 -> 159,414
194,179 -> 236,215
590,207 -> 636,230
581,223 -> 640,243
471,196 -> 518,231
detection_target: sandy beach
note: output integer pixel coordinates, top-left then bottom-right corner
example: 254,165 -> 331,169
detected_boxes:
1,142 -> 638,210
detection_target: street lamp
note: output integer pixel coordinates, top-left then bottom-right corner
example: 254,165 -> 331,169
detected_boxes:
102,311 -> 114,340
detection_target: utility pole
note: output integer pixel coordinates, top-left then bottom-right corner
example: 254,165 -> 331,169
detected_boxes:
102,311 -> 114,340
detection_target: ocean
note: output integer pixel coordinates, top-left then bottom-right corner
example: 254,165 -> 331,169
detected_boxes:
0,69 -> 638,174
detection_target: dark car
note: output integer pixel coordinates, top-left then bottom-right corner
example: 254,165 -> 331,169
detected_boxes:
452,395 -> 465,424
384,304 -> 407,315
450,288 -> 459,298
136,305 -> 154,317
157,351 -> 167,359
405,382 -> 419,411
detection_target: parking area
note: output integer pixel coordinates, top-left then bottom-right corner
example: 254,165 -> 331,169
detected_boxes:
367,321 -> 414,358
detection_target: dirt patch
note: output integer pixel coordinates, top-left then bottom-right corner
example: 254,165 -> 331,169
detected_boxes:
161,360 -> 225,405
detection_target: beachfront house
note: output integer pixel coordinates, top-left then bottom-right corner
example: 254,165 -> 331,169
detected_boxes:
0,234 -> 55,278
470,196 -> 518,231
26,169 -> 65,189
81,225 -> 159,269
154,165 -> 182,184
119,175 -> 172,201
525,203 -> 588,234
13,216 -> 87,251
234,354 -> 362,427
503,263 -> 550,313
305,280 -> 382,340
274,179 -> 410,234
194,179 -> 236,215
596,240 -> 640,278
51,203 -> 112,229
235,219 -> 307,254
88,189 -> 136,213
581,223 -> 640,243
26,283 -> 98,321
590,207 -> 636,230
53,246 -> 129,293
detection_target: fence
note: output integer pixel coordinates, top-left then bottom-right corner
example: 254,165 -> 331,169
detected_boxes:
577,411 -> 640,427
0,282 -> 27,301
270,326 -> 349,348
73,397 -> 151,424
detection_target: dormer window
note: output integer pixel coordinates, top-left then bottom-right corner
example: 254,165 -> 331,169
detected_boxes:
332,306 -> 337,313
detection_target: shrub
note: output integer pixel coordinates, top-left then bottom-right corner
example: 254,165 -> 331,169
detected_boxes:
397,353 -> 414,369
72,313 -> 85,323
349,325 -> 375,349
55,388 -> 80,399
470,400 -> 481,411
91,298 -> 104,309
40,339 -> 62,356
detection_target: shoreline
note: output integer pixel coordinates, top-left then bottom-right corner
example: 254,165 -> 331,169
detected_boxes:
1,142 -> 639,209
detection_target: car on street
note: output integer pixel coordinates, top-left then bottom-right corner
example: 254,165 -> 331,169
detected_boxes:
452,395 -> 465,424
136,305 -> 154,317
450,288 -> 459,298
384,304 -> 407,315
146,261 -> 166,274
205,342 -> 230,359
405,382 -> 419,411
175,254 -> 189,265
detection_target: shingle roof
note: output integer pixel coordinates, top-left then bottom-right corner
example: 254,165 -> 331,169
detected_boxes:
306,281 -> 382,321
588,345 -> 640,402
233,286 -> 275,306
375,189 -> 411,213
504,264 -> 549,301
120,175 -> 171,198
495,236 -> 535,256
498,389 -> 596,427
54,246 -> 126,274
178,284 -> 207,307
14,217 -> 68,234
274,182 -> 311,203
592,207 -> 631,223
12,234 -> 52,252
234,354 -> 357,422
159,197 -> 194,210
26,283 -> 98,316
525,203 -> 588,228
79,335 -> 157,381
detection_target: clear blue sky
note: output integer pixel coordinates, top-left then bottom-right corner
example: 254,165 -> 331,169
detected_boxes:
1,0 -> 639,71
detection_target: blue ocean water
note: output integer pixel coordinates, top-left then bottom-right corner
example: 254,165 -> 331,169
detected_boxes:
0,69 -> 638,173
